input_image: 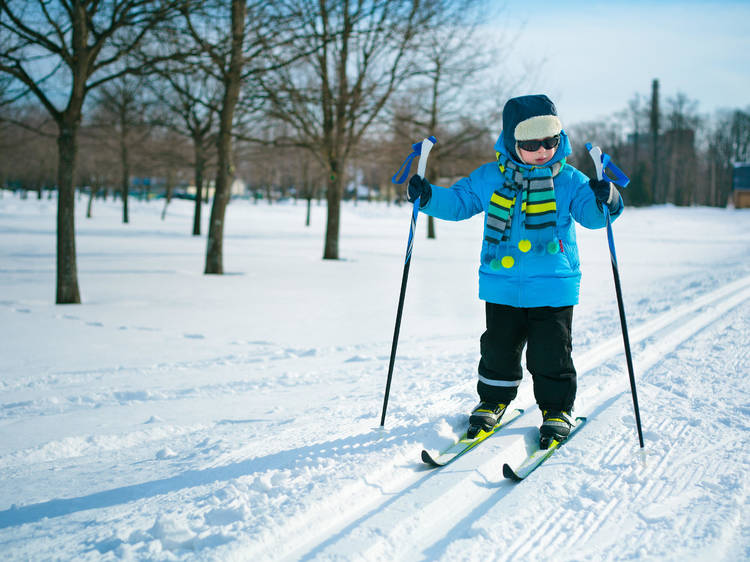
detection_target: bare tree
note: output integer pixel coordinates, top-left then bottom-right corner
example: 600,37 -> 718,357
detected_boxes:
149,68 -> 220,235
260,0 -> 441,260
0,101 -> 57,197
616,93 -> 651,205
390,0 -> 516,239
196,0 -> 245,274
705,108 -> 750,207
0,0 -> 181,303
729,109 -> 750,162
662,93 -> 700,205
297,152 -> 325,226
234,119 -> 312,208
568,119 -> 623,178
76,131 -> 116,218
92,75 -> 154,223
181,0 -> 299,274
626,95 -> 647,179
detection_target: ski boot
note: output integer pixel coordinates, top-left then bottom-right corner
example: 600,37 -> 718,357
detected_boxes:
539,409 -> 573,449
467,402 -> 507,439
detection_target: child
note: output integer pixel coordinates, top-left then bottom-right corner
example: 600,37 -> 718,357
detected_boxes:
407,94 -> 623,446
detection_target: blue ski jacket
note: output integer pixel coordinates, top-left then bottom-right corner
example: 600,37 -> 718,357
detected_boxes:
420,131 -> 623,308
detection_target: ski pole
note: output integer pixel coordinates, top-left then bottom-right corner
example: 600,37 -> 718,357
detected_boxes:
586,142 -> 645,449
380,136 -> 437,427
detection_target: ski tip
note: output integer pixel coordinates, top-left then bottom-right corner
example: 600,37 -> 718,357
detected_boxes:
421,449 -> 440,467
502,463 -> 523,482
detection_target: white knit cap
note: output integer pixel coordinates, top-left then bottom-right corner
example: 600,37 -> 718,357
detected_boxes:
514,115 -> 563,141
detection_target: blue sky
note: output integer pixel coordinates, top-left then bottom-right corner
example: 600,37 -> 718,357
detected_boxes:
487,0 -> 749,127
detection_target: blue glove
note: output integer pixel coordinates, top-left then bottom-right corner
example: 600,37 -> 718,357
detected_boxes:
589,178 -> 621,212
407,174 -> 432,207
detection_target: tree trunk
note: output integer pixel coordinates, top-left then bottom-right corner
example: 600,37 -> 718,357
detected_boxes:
192,138 -> 205,236
205,128 -> 231,273
120,130 -> 130,224
204,0 -> 246,274
709,159 -> 717,207
56,123 -> 82,304
161,169 -> 174,221
670,151 -> 678,204
427,215 -> 436,238
87,183 -> 100,218
323,165 -> 343,260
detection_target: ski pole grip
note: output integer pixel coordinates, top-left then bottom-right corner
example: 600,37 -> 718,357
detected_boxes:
585,142 -> 630,187
417,138 -> 435,179
586,143 -> 604,181
391,136 -> 437,184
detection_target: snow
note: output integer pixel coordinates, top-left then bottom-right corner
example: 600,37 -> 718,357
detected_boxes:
1,193 -> 749,561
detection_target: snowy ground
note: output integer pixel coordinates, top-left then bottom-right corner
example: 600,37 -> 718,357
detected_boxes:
0,193 -> 748,561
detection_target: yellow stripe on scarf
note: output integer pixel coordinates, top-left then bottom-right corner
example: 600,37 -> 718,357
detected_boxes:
526,201 -> 556,214
490,192 -> 514,209
495,152 -> 505,173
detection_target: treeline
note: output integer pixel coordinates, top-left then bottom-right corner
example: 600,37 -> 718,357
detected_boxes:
1,2 -> 748,305
1,0 -> 508,304
5,80 -> 748,211
570,80 -> 750,208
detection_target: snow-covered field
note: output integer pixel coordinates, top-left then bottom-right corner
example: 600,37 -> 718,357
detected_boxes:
1,193 -> 748,561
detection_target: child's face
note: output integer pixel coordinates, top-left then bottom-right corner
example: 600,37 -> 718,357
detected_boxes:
518,144 -> 556,166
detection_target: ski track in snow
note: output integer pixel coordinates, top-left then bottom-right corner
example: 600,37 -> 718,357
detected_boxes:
239,275 -> 750,562
4,273 -> 739,560
1,201 -> 749,561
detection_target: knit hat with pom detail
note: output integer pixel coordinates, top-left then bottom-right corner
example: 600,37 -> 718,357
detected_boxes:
502,94 -> 562,159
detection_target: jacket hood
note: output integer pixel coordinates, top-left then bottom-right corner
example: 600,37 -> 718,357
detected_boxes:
498,94 -> 564,163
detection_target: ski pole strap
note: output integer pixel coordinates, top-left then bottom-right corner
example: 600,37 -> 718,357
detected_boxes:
584,142 -> 630,187
601,154 -> 630,187
391,135 -> 438,184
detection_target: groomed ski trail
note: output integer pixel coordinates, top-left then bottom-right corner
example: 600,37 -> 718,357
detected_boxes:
457,295 -> 750,562
238,274 -> 750,561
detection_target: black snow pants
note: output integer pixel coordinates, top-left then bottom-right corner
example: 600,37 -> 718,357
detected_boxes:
477,302 -> 576,412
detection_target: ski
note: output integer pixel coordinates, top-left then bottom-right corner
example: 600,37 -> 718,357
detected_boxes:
502,416 -> 586,481
421,408 -> 524,467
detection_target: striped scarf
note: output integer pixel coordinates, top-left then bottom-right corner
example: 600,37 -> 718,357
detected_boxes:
485,154 -> 563,244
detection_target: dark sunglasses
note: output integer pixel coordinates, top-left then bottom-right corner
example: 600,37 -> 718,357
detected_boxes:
517,135 -> 560,152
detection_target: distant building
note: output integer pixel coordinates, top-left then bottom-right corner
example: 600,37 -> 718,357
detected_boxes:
733,163 -> 750,208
